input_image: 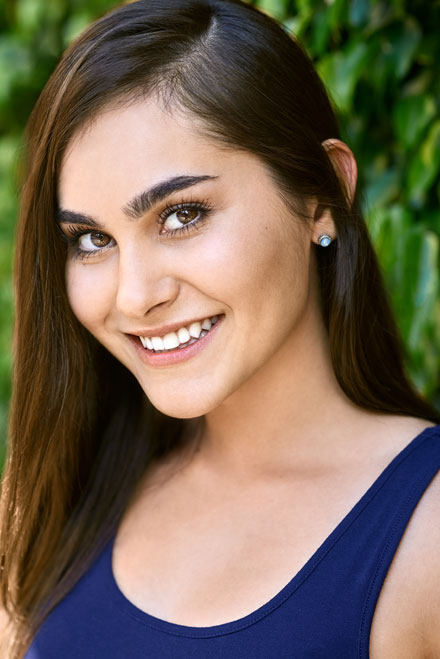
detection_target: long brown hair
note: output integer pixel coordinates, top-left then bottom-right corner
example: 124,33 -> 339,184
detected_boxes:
2,0 -> 439,654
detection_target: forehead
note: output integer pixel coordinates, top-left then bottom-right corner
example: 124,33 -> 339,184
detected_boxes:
59,100 -> 206,194
58,99 -> 278,214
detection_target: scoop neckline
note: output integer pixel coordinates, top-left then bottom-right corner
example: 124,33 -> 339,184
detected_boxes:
106,423 -> 439,638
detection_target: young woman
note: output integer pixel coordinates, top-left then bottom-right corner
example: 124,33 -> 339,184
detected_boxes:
1,0 -> 439,656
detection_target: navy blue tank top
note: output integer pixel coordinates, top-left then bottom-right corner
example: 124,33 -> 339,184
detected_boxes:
26,424 -> 440,658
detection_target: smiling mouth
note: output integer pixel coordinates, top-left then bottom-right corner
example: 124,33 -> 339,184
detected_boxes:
138,315 -> 221,353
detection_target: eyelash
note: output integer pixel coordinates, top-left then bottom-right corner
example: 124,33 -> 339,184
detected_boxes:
159,198 -> 212,237
60,198 -> 213,261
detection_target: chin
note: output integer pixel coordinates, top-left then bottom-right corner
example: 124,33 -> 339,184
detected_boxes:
154,403 -> 203,419
141,387 -> 221,420
150,401 -> 211,420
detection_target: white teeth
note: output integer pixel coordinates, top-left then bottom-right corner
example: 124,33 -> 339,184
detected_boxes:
151,336 -> 164,350
178,327 -> 190,343
163,332 -> 179,350
139,315 -> 221,352
188,321 -> 202,339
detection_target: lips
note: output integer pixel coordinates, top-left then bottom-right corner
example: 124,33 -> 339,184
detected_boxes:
130,314 -> 224,367
139,315 -> 220,352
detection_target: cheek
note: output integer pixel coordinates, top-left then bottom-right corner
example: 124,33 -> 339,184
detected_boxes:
208,220 -> 305,302
66,262 -> 114,332
184,213 -> 309,328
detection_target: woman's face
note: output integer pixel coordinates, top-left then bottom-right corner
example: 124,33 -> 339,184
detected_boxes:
58,99 -> 319,418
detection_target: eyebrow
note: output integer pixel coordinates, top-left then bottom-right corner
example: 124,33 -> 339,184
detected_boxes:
56,174 -> 217,226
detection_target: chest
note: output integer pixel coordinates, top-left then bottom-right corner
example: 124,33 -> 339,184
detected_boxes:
113,474 -> 426,658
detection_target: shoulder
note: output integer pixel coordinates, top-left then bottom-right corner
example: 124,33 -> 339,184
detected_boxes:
408,465 -> 440,656
377,455 -> 440,658
384,420 -> 440,608
369,418 -> 440,658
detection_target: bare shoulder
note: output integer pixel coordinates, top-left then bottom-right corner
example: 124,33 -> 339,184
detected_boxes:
371,414 -> 437,452
408,467 -> 440,656
369,417 -> 440,659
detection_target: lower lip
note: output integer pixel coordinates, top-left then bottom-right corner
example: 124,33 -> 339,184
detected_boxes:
130,315 -> 224,368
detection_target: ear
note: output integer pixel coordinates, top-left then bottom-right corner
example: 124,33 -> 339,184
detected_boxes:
321,138 -> 358,206
310,203 -> 336,247
310,139 -> 358,247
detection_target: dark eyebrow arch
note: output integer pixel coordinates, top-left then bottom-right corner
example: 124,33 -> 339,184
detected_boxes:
123,174 -> 218,219
56,210 -> 99,227
56,174 -> 218,226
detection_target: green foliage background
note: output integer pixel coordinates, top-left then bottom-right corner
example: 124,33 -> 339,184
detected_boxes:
0,0 -> 439,455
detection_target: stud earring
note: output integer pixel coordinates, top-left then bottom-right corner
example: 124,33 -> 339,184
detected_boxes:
318,234 -> 332,247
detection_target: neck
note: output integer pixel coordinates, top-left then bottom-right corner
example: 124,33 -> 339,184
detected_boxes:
190,301 -> 367,480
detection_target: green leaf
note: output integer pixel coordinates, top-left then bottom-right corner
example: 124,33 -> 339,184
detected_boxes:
317,40 -> 370,113
407,120 -> 440,207
404,228 -> 440,397
308,8 -> 332,57
283,14 -> 311,39
393,94 -> 436,150
327,0 -> 349,33
381,17 -> 422,79
0,37 -> 32,105
389,18 -> 421,80
15,0 -> 46,36
420,209 -> 440,235
407,230 -> 439,349
370,205 -> 440,396
349,0 -> 371,27
364,168 -> 400,210
254,0 -> 286,21
63,11 -> 96,46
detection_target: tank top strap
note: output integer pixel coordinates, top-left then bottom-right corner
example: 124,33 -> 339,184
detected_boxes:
356,423 -> 440,657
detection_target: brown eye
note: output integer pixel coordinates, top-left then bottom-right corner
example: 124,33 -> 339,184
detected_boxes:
163,207 -> 202,232
175,208 -> 199,224
90,232 -> 110,247
78,231 -> 113,252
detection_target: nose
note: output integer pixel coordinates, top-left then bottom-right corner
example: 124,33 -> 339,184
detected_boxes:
115,246 -> 179,319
